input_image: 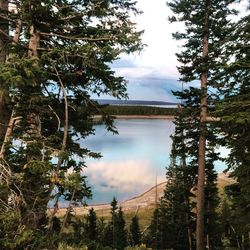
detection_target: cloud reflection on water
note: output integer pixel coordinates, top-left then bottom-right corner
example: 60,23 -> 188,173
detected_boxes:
83,119 -> 174,204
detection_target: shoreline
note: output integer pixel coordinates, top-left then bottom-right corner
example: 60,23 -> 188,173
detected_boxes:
54,173 -> 234,216
93,115 -> 219,121
93,115 -> 175,120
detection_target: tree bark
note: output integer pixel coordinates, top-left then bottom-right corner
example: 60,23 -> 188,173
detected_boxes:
28,25 -> 40,58
0,0 -> 8,61
196,9 -> 209,250
20,22 -> 43,230
0,0 -> 10,146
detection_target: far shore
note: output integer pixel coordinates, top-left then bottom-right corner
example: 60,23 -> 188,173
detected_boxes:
93,115 -> 175,120
93,115 -> 219,121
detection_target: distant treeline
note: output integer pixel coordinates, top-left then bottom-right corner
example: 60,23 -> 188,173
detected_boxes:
100,105 -> 177,116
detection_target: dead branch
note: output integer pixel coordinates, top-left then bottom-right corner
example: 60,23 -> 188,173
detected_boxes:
48,105 -> 61,131
0,110 -> 21,158
48,67 -> 69,226
13,19 -> 22,44
54,67 -> 68,175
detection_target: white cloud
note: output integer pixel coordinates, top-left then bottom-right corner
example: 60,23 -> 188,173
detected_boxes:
115,65 -> 178,80
128,0 -> 184,77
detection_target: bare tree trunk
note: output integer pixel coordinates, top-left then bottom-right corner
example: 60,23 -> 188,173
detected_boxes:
196,8 -> 209,250
28,25 -> 40,58
206,201 -> 210,250
0,0 -> 10,145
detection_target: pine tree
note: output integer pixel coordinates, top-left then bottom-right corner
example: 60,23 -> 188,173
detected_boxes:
167,1 -> 237,248
174,88 -> 220,248
0,0 -> 10,144
147,90 -> 220,249
115,207 -> 127,250
0,1 -> 143,247
107,197 -> 127,250
148,128 -> 196,250
214,9 -> 250,249
130,215 -> 141,246
86,208 -> 97,242
147,208 -> 160,249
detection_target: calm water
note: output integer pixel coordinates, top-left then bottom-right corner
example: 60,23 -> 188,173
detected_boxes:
82,119 -> 227,204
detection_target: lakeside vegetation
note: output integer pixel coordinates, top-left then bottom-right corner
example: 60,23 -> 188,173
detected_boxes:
100,105 -> 177,116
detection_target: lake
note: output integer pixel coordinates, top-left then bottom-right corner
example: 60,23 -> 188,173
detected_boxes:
83,119 -> 227,204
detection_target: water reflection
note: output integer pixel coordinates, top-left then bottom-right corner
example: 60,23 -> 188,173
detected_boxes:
83,119 -> 227,204
83,119 -> 174,204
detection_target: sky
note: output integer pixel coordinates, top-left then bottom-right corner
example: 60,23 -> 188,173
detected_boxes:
113,0 -> 182,103
107,0 -> 249,103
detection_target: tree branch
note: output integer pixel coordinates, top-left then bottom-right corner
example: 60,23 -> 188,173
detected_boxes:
40,32 -> 113,41
0,110 -> 21,159
13,19 -> 22,44
48,67 -> 69,225
54,66 -> 68,174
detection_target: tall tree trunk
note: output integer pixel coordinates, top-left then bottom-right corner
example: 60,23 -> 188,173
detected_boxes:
20,23 -> 43,230
196,9 -> 209,250
0,0 -> 10,146
0,0 -> 8,61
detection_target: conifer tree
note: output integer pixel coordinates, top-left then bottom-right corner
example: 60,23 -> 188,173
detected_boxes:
115,207 -> 127,250
0,1 -> 143,247
107,197 -> 127,250
149,86 -> 220,249
215,13 -> 250,249
0,0 -> 9,143
130,215 -> 141,246
167,1 -> 237,248
86,208 -> 97,242
148,118 -> 196,250
147,208 -> 161,249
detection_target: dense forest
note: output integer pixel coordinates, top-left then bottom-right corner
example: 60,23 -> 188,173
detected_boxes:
0,0 -> 249,249
99,105 -> 177,116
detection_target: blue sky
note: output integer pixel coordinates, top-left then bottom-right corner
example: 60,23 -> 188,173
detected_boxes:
105,0 -> 249,103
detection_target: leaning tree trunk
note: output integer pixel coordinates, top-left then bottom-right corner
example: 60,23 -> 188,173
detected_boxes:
0,0 -> 10,146
196,10 -> 209,250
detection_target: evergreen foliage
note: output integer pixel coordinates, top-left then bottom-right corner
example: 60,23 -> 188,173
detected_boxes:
130,215 -> 141,246
166,0 -> 238,249
100,105 -> 177,116
215,13 -> 250,249
85,208 -> 97,242
147,88 -> 220,249
0,0 -> 143,248
108,197 -> 128,250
